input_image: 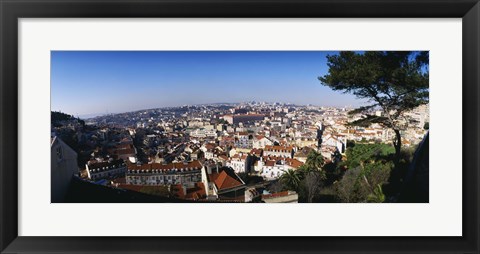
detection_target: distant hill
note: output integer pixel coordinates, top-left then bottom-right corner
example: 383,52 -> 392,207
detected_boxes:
51,111 -> 85,126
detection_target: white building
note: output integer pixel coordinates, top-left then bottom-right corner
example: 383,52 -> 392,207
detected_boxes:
86,159 -> 126,181
259,159 -> 284,180
322,134 -> 346,154
51,136 -> 78,202
226,153 -> 248,173
126,161 -> 203,187
263,145 -> 295,158
252,135 -> 273,149
235,132 -> 252,149
190,128 -> 217,138
257,156 -> 304,180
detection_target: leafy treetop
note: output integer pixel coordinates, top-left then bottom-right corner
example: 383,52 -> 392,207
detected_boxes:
319,51 -> 429,130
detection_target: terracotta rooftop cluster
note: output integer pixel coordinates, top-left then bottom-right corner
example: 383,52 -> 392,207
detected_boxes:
209,169 -> 244,191
264,145 -> 294,153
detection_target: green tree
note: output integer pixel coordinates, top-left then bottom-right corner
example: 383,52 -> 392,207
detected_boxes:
280,168 -> 302,191
304,170 -> 325,203
334,167 -> 362,202
296,151 -> 327,202
423,122 -> 429,130
304,150 -> 324,170
280,151 -> 328,201
344,143 -> 394,169
319,51 -> 429,169
367,184 -> 386,203
297,150 -> 325,177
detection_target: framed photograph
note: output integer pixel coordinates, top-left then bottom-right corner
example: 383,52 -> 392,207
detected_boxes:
1,0 -> 479,253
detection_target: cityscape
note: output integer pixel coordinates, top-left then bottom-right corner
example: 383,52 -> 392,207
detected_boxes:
51,51 -> 429,203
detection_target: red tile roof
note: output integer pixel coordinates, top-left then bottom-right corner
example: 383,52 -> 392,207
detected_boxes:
185,182 -> 207,200
264,145 -> 294,153
113,148 -> 136,156
231,154 -> 247,160
112,177 -> 126,184
88,159 -> 125,170
205,143 -> 216,150
260,156 -> 304,169
265,160 -> 276,167
218,155 -> 229,161
209,170 -> 243,190
170,184 -> 185,199
285,158 -> 304,168
250,148 -> 263,156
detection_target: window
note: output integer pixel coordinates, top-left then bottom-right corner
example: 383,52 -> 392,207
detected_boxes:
56,147 -> 63,161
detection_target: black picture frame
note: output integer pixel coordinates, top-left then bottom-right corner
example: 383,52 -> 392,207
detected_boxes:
1,0 -> 479,253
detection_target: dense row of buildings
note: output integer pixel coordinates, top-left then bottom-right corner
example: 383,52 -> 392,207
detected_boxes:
51,102 -> 428,202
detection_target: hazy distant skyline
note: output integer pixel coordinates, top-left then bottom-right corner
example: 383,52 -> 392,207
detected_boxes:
51,51 -> 367,117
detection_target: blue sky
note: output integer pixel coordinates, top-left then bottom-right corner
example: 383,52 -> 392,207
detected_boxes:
51,51 -> 366,117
